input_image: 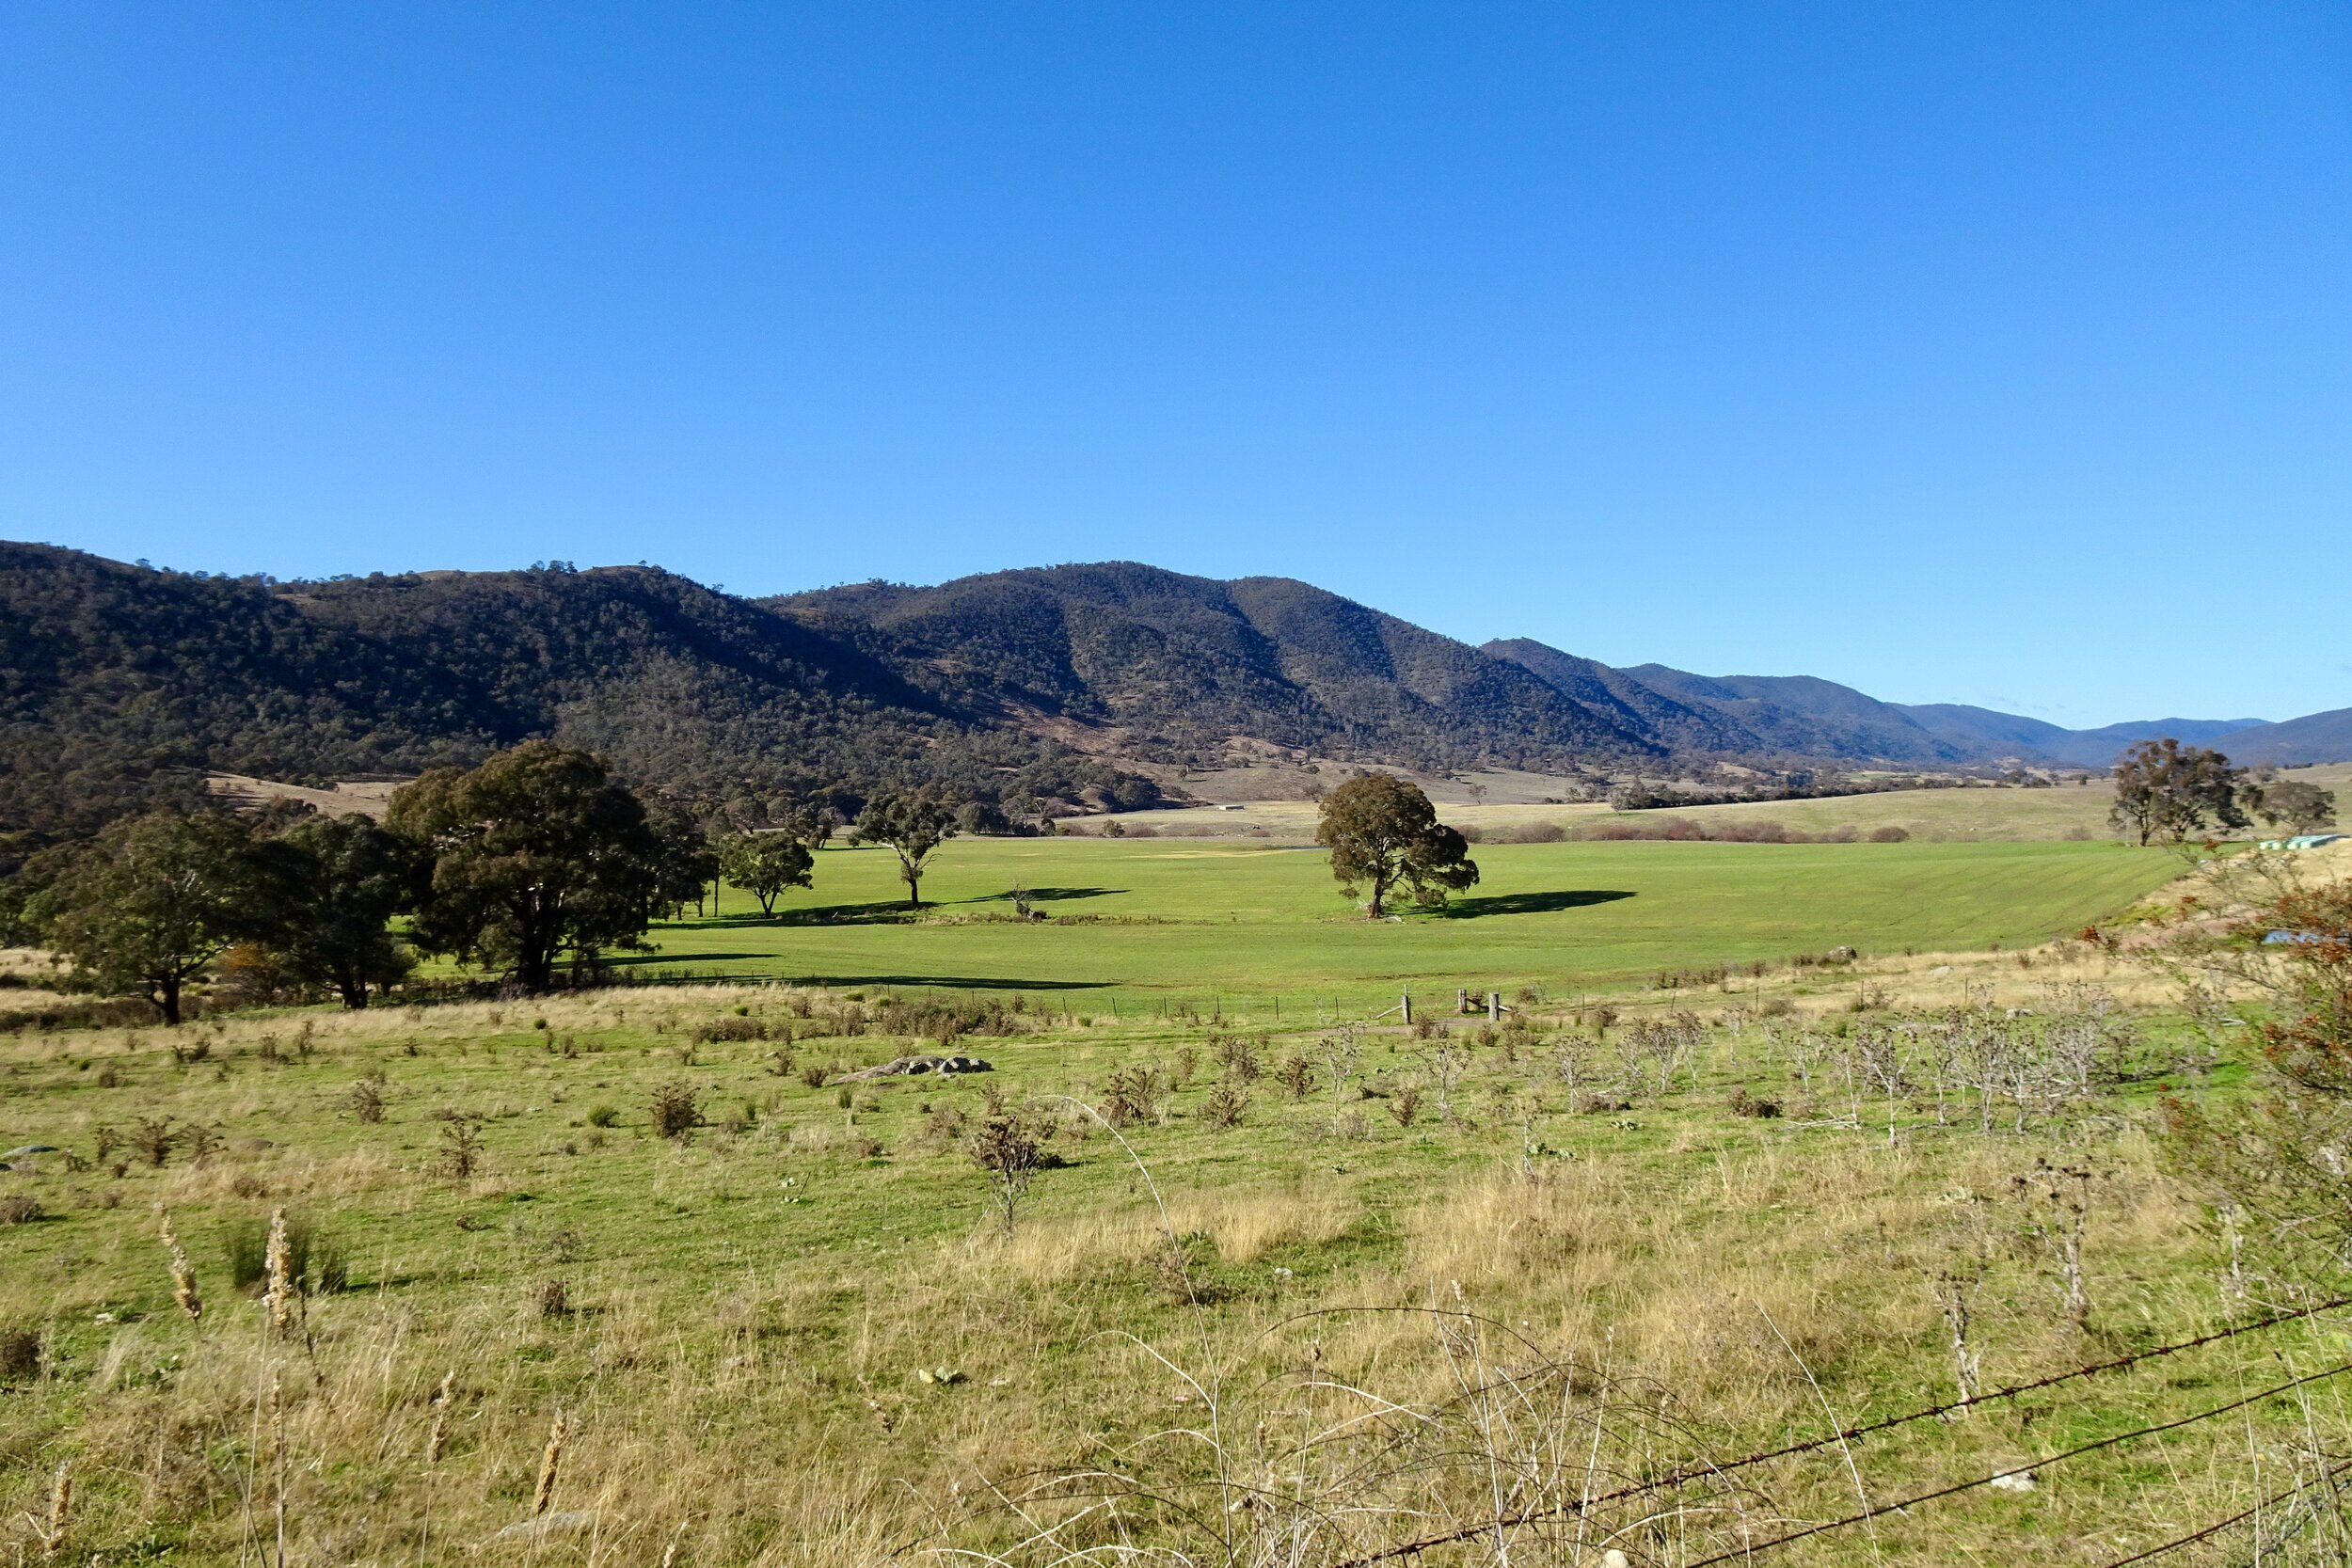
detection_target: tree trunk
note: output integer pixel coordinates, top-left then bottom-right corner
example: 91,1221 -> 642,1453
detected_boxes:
337,972 -> 369,1010
157,974 -> 183,1026
903,859 -> 923,909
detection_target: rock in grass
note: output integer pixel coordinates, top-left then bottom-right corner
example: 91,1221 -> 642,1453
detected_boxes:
494,1511 -> 592,1540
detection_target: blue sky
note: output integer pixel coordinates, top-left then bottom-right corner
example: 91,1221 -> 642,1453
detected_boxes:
3,4 -> 2346,726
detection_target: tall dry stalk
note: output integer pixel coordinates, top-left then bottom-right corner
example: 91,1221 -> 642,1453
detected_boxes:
160,1209 -> 202,1323
424,1370 -> 455,1465
533,1409 -> 567,1517
40,1464 -> 69,1560
263,1207 -> 296,1338
269,1373 -> 288,1568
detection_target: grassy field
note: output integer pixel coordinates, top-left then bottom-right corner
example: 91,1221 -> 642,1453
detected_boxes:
1111,761 -> 2352,845
635,836 -> 2188,1006
2,955 -> 2342,1564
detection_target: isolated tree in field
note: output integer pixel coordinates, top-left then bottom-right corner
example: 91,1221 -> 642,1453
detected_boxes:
644,803 -> 720,917
35,810 -> 262,1024
857,791 -> 958,909
2108,738 -> 2248,847
388,742 -> 664,992
1315,773 -> 1479,917
2247,774 -> 2338,838
715,831 -> 814,916
254,814 -> 416,1008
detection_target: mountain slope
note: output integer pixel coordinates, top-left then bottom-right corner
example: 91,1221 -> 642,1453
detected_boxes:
0,546 -> 1163,870
2222,707 -> 2352,767
1480,640 -> 1768,755
1615,666 -> 1966,765
772,563 -> 1661,769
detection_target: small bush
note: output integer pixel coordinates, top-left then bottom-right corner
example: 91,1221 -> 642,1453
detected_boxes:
224,1212 -> 341,1292
534,1279 -> 569,1318
132,1117 -> 176,1167
350,1080 -> 385,1124
691,1017 -> 769,1044
1728,1088 -> 1783,1119
649,1081 -> 701,1141
585,1104 -> 620,1129
1388,1083 -> 1423,1129
1213,1034 -> 1262,1083
1200,1083 -> 1248,1129
0,1195 -> 42,1226
0,1326 -> 39,1380
1279,1056 -> 1314,1101
1867,825 -> 1911,844
800,1063 -> 831,1089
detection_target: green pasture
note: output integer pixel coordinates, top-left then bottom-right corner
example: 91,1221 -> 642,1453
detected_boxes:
631,836 -> 2187,1006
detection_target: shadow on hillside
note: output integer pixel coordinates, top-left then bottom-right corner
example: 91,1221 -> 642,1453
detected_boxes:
1440,890 -> 1636,919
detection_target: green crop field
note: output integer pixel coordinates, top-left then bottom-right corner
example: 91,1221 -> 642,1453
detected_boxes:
630,836 -> 2188,1006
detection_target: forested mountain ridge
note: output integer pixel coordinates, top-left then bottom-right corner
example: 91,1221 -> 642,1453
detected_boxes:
3,544 -> 2339,876
771,563 -> 1661,769
0,545 -> 1162,873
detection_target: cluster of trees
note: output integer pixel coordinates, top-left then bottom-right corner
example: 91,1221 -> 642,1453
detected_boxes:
2109,739 -> 2337,847
8,741 -> 1016,1022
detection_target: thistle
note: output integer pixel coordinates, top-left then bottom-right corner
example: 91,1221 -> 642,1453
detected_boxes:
160,1210 -> 201,1323
262,1207 -> 295,1337
532,1408 -> 567,1517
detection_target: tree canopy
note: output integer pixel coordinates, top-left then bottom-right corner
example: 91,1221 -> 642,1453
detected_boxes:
1314,773 -> 1479,918
716,831 -> 815,916
252,813 -> 417,1008
388,741 -> 664,991
856,791 -> 958,909
33,809 -> 264,1024
2109,738 -> 2248,847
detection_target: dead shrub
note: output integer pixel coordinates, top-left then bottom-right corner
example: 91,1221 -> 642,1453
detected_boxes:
649,1080 -> 702,1140
0,1194 -> 42,1226
1200,1082 -> 1248,1129
0,1327 -> 39,1380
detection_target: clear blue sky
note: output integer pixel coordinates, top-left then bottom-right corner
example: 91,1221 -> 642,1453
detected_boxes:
4,5 -> 2346,726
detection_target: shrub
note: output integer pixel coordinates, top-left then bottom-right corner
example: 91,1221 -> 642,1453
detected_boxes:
799,1062 -> 831,1088
1389,1083 -> 1423,1128
691,1017 -> 768,1044
1200,1083 -> 1248,1129
350,1080 -> 386,1124
1101,1067 -> 1168,1129
0,1195 -> 42,1226
225,1211 -> 340,1292
586,1104 -> 620,1129
0,1326 -> 38,1380
534,1279 -> 569,1318
649,1081 -> 701,1141
131,1117 -> 176,1167
1214,1034 -> 1262,1083
1867,825 -> 1911,843
437,1115 -> 485,1180
1279,1055 -> 1314,1101
969,1114 -> 1043,1233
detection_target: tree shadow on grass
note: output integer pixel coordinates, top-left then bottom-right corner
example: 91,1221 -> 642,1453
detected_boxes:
974,886 -> 1123,904
767,974 -> 1111,992
1439,890 -> 1636,919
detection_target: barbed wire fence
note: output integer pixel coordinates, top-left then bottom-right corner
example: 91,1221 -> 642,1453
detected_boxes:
914,1293 -> 2352,1566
